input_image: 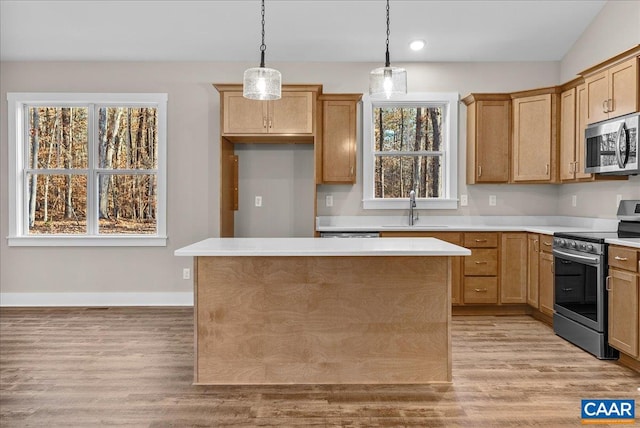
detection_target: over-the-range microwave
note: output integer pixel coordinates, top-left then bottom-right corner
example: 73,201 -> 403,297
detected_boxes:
585,112 -> 639,175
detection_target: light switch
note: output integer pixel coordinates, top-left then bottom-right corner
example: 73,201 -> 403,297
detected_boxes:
255,196 -> 262,207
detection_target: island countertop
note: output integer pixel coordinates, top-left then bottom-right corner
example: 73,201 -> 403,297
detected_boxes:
174,237 -> 471,257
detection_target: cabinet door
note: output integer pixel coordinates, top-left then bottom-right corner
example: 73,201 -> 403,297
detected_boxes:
527,234 -> 540,308
560,88 -> 576,181
608,269 -> 639,358
539,252 -> 555,316
585,71 -> 609,125
512,94 -> 553,182
322,100 -> 356,183
609,57 -> 639,118
223,92 -> 268,134
574,84 -> 592,180
475,100 -> 510,183
500,233 -> 527,304
269,92 -> 313,134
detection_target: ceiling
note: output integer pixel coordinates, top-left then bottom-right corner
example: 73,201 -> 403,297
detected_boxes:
0,0 -> 607,63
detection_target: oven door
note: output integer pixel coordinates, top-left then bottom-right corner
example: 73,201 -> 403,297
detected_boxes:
552,248 -> 605,332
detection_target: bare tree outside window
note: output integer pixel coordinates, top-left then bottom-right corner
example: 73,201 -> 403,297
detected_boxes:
373,105 -> 443,199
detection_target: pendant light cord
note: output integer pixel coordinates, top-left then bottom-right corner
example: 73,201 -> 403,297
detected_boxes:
259,0 -> 266,68
385,0 -> 390,67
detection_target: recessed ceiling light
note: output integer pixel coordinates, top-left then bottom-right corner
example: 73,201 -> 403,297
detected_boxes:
409,40 -> 425,51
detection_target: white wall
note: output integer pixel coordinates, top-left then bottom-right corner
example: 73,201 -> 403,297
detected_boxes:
0,60 -> 564,301
1,1 -> 639,301
555,0 -> 640,217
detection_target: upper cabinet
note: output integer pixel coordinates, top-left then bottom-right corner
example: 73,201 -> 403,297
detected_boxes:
318,94 -> 361,184
559,86 -> 577,181
462,94 -> 510,184
511,88 -> 560,183
583,47 -> 640,125
222,91 -> 314,135
214,84 -> 321,141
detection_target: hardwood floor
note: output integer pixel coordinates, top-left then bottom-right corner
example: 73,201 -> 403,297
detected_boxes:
1,308 -> 638,427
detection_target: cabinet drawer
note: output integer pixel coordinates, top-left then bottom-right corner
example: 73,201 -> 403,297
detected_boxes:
540,235 -> 554,253
609,246 -> 638,272
464,249 -> 498,276
464,233 -> 498,248
464,277 -> 498,304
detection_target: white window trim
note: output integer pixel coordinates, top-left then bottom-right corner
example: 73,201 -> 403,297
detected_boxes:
7,92 -> 168,247
362,92 -> 459,210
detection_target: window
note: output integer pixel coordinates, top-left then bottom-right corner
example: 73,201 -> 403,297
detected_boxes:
362,93 -> 459,209
7,93 -> 167,246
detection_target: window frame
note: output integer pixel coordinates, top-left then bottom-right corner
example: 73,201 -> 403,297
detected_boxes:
7,92 -> 168,246
362,92 -> 459,210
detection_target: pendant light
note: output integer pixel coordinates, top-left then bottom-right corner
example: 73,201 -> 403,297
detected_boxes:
243,0 -> 281,100
369,0 -> 407,99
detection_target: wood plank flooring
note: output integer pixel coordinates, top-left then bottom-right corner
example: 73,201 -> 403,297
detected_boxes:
1,308 -> 638,427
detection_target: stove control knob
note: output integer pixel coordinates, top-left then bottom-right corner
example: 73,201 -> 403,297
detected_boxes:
586,244 -> 594,252
580,243 -> 587,250
570,242 -> 577,249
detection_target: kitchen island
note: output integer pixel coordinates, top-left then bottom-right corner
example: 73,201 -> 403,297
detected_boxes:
175,237 -> 470,385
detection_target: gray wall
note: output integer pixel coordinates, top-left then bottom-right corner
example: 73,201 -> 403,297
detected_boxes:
0,0 -> 638,301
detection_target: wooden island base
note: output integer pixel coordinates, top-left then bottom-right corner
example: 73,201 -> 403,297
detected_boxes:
194,255 -> 452,385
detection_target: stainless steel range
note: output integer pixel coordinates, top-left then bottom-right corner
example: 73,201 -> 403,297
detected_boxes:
552,200 -> 640,359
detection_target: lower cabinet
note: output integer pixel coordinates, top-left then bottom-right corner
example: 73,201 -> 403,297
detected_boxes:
500,233 -> 527,303
463,232 -> 499,304
607,245 -> 640,360
527,233 -> 540,308
539,251 -> 555,316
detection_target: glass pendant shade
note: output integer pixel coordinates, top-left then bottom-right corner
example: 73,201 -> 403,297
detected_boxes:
369,66 -> 407,99
243,66 -> 282,100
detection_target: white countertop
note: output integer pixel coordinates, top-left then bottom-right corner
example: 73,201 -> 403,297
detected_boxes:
607,237 -> 640,249
175,237 -> 471,257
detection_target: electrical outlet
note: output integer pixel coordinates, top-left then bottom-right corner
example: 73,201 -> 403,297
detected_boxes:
325,195 -> 333,207
616,194 -> 623,207
255,196 -> 262,207
460,194 -> 468,206
489,195 -> 496,206
182,268 -> 191,280
571,195 -> 577,207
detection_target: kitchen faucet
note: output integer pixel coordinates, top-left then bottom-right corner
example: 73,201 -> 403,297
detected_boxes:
409,190 -> 418,226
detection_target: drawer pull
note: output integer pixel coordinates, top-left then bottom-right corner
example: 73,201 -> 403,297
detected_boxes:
543,242 -> 552,246
606,276 -> 611,291
474,288 -> 488,293
475,261 -> 488,264
561,288 -> 573,292
475,239 -> 488,243
614,256 -> 628,261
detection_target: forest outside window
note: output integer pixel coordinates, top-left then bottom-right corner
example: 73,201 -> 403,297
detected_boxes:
362,93 -> 459,209
7,93 -> 167,246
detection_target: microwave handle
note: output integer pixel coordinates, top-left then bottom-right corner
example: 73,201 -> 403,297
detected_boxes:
615,122 -> 626,168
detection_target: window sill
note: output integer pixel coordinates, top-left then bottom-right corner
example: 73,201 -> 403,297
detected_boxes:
363,198 -> 459,210
7,235 -> 168,247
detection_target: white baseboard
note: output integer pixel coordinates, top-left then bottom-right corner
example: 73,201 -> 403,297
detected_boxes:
0,292 -> 193,307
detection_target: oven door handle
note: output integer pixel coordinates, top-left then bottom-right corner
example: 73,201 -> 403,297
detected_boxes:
552,249 -> 600,265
